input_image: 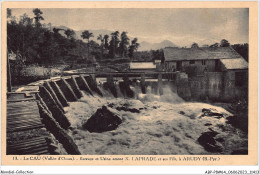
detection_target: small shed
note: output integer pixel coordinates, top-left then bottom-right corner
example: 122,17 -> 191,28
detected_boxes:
220,58 -> 248,87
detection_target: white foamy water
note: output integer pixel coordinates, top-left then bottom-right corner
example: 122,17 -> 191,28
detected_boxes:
64,85 -> 247,155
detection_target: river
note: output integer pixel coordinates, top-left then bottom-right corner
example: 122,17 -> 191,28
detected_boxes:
64,82 -> 248,155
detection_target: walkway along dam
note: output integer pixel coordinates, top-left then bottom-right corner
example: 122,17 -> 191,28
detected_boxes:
6,72 -> 248,155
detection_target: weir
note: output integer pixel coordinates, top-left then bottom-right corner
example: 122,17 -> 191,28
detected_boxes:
7,70 -> 244,155
6,71 -> 181,155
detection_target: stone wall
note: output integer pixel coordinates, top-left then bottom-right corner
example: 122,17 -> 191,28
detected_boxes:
178,71 -> 248,102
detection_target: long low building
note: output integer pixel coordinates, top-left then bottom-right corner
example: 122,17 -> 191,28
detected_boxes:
129,62 -> 156,72
163,46 -> 248,74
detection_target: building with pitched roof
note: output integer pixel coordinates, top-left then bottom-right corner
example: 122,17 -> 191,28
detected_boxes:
163,46 -> 248,75
163,46 -> 248,101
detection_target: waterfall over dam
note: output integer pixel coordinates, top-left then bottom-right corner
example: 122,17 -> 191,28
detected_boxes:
6,73 -> 248,155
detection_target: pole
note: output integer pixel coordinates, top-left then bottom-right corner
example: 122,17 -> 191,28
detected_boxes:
7,50 -> 12,92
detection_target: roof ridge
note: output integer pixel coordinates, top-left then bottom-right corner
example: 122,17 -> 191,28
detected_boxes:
163,46 -> 243,61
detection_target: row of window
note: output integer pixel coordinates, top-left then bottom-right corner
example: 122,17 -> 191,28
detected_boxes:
189,60 -> 206,65
165,60 -> 207,69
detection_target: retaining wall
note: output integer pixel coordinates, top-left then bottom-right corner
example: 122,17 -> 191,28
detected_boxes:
186,71 -> 247,101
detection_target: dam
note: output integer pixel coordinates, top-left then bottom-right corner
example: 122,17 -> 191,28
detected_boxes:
6,72 -> 248,155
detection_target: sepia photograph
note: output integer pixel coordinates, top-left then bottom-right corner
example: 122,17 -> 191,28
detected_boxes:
5,7 -> 250,156
1,2 -> 258,170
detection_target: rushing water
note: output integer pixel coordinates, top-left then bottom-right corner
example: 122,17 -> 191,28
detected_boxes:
64,82 -> 247,155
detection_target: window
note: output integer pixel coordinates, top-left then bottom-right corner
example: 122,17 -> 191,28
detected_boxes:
202,60 -> 206,65
189,60 -> 195,64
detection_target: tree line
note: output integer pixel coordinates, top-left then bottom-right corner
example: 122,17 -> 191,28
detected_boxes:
191,39 -> 248,61
7,8 -> 140,66
7,8 -> 248,65
191,39 -> 232,48
82,30 -> 140,59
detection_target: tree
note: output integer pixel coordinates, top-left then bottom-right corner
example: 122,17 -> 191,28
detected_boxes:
7,8 -> 17,24
128,38 -> 139,58
97,34 -> 104,59
18,14 -> 34,60
220,39 -> 230,47
109,31 -> 120,58
81,30 -> 94,62
33,8 -> 44,27
39,30 -> 59,64
104,34 -> 109,49
64,29 -> 75,39
7,8 -> 12,18
191,42 -> 199,48
232,43 -> 248,62
152,49 -> 164,62
19,13 -> 33,26
119,32 -> 130,57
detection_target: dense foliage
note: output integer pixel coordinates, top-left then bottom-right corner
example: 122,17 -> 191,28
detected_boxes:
231,43 -> 248,62
7,10 -> 88,65
7,8 -> 141,66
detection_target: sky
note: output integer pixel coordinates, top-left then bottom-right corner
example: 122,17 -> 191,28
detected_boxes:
11,8 -> 249,47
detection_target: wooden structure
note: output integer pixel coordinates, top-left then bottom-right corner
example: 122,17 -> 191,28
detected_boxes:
6,92 -> 59,155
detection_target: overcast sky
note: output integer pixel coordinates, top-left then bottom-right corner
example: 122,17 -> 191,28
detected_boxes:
11,8 -> 248,47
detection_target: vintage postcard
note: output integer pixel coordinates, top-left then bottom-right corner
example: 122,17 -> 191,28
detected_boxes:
1,1 -> 258,169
